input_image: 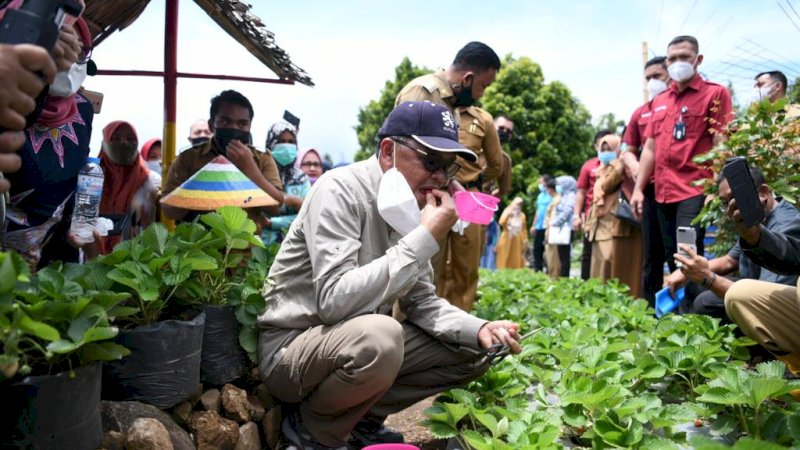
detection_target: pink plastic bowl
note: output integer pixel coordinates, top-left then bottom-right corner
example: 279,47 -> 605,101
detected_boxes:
362,445 -> 421,450
453,191 -> 500,225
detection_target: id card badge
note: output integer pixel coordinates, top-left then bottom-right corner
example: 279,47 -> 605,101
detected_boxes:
673,121 -> 686,141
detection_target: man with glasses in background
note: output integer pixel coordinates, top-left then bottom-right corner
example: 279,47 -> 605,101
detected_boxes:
257,101 -> 522,450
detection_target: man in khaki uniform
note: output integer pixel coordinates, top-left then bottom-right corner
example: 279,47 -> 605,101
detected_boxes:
163,90 -> 284,223
433,106 -> 503,310
396,42 -> 502,310
395,41 -> 501,115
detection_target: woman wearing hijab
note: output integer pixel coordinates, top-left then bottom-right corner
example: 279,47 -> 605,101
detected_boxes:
140,138 -> 162,190
296,148 -> 323,184
2,3 -> 97,270
544,176 -> 577,280
496,197 -> 528,269
98,121 -> 157,251
585,134 -> 643,297
262,121 -> 310,245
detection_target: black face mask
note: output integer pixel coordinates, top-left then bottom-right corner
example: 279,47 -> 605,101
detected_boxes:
497,129 -> 511,144
453,80 -> 475,107
190,136 -> 210,146
212,128 -> 252,156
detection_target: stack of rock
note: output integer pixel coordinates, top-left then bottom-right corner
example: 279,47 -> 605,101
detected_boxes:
99,369 -> 284,450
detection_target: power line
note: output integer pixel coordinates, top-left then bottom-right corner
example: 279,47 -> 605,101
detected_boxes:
655,0 -> 665,48
679,0 -> 699,33
743,38 -> 800,72
733,44 -> 800,77
777,1 -> 800,34
786,0 -> 800,23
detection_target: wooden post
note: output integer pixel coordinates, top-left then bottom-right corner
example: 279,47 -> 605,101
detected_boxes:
642,41 -> 649,102
162,0 -> 179,229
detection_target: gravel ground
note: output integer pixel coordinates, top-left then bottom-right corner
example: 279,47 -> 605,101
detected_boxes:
383,397 -> 448,450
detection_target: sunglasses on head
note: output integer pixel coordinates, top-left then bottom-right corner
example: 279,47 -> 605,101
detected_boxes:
392,137 -> 461,179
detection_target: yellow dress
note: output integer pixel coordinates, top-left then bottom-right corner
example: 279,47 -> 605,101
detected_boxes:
496,211 -> 528,269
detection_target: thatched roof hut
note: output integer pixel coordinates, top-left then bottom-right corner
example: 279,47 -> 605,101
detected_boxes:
82,0 -> 313,86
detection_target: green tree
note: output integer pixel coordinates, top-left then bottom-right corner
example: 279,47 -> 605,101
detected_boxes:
594,112 -> 625,135
353,57 -> 430,161
480,55 -> 594,204
788,75 -> 800,104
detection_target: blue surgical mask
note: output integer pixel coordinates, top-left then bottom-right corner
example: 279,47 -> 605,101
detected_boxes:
272,143 -> 298,166
556,185 -> 563,194
598,151 -> 617,165
539,183 -> 546,192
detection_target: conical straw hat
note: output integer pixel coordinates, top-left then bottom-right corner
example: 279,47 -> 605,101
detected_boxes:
160,155 -> 279,211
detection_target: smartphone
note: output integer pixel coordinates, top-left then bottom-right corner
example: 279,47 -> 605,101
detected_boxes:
676,226 -> 696,268
722,157 -> 764,228
283,110 -> 300,129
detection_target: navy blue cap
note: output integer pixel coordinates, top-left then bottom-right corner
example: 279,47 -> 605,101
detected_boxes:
378,101 -> 477,162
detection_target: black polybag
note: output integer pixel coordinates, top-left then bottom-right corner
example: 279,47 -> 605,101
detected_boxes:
200,305 -> 248,385
1,362 -> 103,450
102,312 -> 205,409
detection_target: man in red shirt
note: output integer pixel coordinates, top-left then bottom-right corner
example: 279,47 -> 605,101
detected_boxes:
574,130 -> 612,280
622,56 -> 670,304
631,35 -> 733,268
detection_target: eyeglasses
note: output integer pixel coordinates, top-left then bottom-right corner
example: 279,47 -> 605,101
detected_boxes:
301,161 -> 322,169
392,138 -> 461,179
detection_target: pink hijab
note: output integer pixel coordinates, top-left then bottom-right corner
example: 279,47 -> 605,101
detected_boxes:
294,148 -> 322,171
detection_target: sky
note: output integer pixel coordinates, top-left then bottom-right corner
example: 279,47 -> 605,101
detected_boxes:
83,0 -> 800,163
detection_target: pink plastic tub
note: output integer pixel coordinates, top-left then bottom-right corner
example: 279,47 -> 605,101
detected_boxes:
453,191 -> 500,225
362,445 -> 421,450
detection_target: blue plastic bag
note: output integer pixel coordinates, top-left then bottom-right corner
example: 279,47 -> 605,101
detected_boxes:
655,286 -> 686,318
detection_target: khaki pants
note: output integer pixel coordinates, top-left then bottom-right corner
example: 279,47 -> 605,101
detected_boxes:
432,222 -> 483,311
724,278 -> 800,355
264,314 -> 488,447
590,239 -> 613,280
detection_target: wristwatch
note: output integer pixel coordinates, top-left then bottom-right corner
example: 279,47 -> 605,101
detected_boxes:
702,272 -> 717,289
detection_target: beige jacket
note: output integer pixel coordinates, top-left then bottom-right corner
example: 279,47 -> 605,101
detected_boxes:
257,156 -> 487,377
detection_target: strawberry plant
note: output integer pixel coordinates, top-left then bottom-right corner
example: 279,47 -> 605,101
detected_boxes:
425,270 -> 797,449
0,251 -> 130,381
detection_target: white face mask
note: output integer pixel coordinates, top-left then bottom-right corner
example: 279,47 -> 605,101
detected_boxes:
146,160 -> 162,173
49,62 -> 88,97
647,78 -> 668,99
668,61 -> 695,83
748,84 -> 775,105
377,143 -> 421,235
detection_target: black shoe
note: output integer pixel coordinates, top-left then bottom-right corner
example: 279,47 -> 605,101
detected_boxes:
349,419 -> 405,447
281,413 -> 349,450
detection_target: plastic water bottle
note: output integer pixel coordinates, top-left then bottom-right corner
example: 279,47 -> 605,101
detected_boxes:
70,157 -> 104,245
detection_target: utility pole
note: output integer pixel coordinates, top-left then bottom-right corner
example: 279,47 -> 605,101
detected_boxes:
642,41 -> 649,103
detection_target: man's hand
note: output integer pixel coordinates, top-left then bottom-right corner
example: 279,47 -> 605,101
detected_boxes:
630,189 -> 645,221
478,321 -> 522,354
664,269 -> 687,295
67,229 -> 103,260
0,131 -> 25,192
52,25 -> 81,71
529,226 -> 536,236
226,140 -> 259,176
420,189 -> 457,241
674,244 -> 712,284
725,198 -> 761,246
0,44 -> 58,130
284,195 -> 303,210
572,215 -> 583,231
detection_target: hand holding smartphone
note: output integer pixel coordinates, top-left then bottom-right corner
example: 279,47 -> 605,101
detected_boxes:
676,226 -> 696,269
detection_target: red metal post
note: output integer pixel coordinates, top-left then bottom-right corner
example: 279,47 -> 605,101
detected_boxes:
163,0 -> 179,227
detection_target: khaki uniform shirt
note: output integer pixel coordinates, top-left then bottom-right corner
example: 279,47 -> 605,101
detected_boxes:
395,70 -> 456,115
456,107 -> 503,185
585,160 -> 635,241
163,140 -> 283,219
257,156 -> 487,377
